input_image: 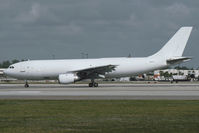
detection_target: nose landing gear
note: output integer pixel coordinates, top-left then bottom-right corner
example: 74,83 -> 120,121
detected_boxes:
24,80 -> 29,88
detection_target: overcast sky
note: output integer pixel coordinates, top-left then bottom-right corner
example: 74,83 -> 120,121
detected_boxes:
0,0 -> 199,67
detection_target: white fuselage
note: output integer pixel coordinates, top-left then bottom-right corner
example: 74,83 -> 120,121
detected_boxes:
4,57 -> 167,80
3,27 -> 193,83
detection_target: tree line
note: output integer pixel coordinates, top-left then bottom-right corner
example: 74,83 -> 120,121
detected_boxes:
0,59 -> 23,68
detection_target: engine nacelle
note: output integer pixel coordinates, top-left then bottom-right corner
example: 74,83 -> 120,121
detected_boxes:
58,73 -> 79,84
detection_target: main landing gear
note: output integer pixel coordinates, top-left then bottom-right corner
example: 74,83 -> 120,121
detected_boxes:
24,80 -> 29,88
88,79 -> 98,87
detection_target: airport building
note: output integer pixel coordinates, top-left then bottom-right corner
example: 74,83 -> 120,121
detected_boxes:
0,68 -> 5,78
117,69 -> 199,82
154,69 -> 199,77
154,69 -> 199,81
0,69 -> 6,81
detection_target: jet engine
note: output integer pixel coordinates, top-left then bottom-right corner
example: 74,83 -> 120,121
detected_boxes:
58,73 -> 79,84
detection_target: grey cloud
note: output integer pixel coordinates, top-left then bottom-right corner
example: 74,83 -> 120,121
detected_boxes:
0,0 -> 199,67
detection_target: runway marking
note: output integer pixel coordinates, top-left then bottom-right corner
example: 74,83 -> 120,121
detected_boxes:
0,91 -> 41,95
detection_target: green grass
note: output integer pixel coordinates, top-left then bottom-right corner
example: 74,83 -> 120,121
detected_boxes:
0,100 -> 199,133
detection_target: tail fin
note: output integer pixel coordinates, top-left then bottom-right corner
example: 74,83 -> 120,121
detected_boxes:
150,27 -> 193,59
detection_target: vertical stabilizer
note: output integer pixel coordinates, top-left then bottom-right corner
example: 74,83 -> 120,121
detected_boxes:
150,27 -> 192,59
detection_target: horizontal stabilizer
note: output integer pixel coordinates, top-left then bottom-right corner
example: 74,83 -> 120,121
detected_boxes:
166,57 -> 192,65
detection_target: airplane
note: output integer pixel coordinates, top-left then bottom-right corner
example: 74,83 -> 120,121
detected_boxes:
3,27 -> 193,87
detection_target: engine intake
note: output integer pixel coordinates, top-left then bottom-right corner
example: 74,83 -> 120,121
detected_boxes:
58,73 -> 79,84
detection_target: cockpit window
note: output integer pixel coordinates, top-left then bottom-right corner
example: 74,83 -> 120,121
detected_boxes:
9,66 -> 14,69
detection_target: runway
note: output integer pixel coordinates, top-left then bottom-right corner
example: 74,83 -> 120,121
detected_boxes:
0,83 -> 199,100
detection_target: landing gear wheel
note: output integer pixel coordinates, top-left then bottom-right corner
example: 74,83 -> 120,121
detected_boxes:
89,83 -> 93,87
24,84 -> 29,88
88,79 -> 99,87
93,83 -> 98,87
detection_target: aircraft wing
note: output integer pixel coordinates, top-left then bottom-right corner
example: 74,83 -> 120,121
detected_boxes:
71,65 -> 117,79
166,56 -> 192,65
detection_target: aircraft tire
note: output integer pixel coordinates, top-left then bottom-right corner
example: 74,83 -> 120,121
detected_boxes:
24,84 -> 29,88
94,83 -> 98,87
89,83 -> 93,87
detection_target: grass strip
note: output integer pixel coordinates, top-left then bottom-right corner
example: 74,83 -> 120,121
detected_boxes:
0,100 -> 198,133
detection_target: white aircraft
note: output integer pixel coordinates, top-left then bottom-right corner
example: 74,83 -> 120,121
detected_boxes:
4,27 -> 193,87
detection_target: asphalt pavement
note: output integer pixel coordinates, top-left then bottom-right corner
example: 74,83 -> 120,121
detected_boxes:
0,83 -> 199,100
